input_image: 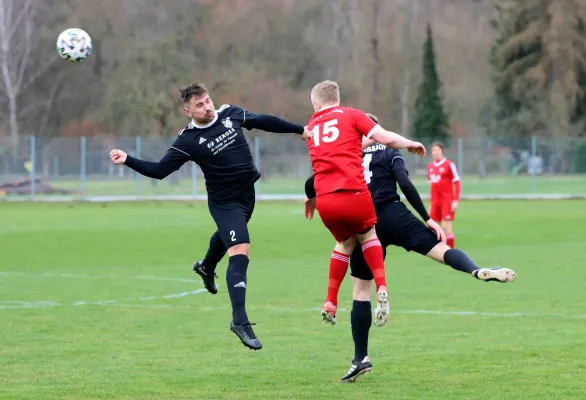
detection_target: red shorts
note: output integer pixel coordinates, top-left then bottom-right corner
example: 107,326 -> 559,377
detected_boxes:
430,198 -> 456,222
316,189 -> 377,242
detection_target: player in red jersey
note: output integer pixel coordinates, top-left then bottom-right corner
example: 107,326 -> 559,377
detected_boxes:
305,80 -> 426,327
428,141 -> 461,248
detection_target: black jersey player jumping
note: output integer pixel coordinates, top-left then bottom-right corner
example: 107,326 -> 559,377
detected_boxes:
304,113 -> 516,382
110,83 -> 312,351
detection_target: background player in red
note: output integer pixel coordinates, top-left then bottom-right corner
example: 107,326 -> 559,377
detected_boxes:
305,80 -> 426,327
428,141 -> 461,248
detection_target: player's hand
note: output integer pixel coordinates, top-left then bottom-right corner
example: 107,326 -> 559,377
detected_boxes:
110,149 -> 127,165
407,141 -> 426,157
451,200 -> 459,211
426,219 -> 446,243
304,198 -> 316,220
300,127 -> 313,141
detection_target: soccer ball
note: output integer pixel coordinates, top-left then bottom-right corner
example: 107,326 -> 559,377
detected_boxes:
56,28 -> 92,62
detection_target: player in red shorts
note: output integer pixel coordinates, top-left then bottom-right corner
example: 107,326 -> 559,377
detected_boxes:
305,80 -> 426,327
428,141 -> 461,248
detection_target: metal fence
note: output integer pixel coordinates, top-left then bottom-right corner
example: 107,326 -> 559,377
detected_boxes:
1,134 -> 585,201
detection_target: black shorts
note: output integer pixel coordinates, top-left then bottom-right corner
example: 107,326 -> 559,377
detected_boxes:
350,201 -> 440,280
208,185 -> 256,248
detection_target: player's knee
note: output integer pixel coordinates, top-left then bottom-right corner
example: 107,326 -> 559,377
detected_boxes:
356,227 -> 377,244
227,243 -> 250,258
352,278 -> 372,301
426,242 -> 450,263
335,237 -> 355,255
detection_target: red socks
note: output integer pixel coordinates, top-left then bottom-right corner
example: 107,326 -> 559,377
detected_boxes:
447,234 -> 455,248
326,240 -> 388,306
361,239 -> 387,289
326,251 -> 349,306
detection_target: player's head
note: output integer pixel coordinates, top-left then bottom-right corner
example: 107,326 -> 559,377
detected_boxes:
180,83 -> 215,124
366,113 -> 379,124
431,141 -> 445,161
310,80 -> 340,112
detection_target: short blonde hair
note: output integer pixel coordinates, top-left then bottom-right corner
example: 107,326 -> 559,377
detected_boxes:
311,80 -> 340,105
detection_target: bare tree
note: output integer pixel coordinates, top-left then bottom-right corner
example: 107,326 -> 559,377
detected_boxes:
369,0 -> 382,116
400,0 -> 419,136
0,0 -> 56,152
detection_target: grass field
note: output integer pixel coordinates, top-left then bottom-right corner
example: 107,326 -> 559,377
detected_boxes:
6,173 -> 586,198
1,200 -> 585,399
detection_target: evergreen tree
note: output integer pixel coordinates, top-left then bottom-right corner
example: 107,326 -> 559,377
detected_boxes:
481,4 -> 538,139
485,0 -> 586,139
412,23 -> 450,144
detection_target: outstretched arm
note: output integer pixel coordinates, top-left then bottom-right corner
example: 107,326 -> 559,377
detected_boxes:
367,125 -> 426,157
110,146 -> 189,180
242,112 -> 313,140
242,112 -> 304,134
353,109 -> 423,155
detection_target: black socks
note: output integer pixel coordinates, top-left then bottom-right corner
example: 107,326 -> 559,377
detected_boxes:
351,300 -> 372,361
444,248 -> 479,274
202,230 -> 227,273
226,254 -> 250,325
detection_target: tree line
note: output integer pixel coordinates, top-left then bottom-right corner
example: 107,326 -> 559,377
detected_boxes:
1,0 -> 585,166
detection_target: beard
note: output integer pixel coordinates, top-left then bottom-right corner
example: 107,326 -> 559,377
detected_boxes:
194,111 -> 214,125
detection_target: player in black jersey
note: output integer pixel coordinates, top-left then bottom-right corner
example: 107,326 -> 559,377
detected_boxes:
303,113 -> 516,382
110,83 -> 312,351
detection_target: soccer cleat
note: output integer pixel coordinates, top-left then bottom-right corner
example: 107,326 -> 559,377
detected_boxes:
474,267 -> 516,283
192,261 -> 218,294
373,287 -> 390,327
230,321 -> 262,350
341,356 -> 373,383
321,301 -> 337,325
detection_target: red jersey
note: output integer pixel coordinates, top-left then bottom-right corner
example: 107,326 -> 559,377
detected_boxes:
428,158 -> 461,200
306,106 -> 377,196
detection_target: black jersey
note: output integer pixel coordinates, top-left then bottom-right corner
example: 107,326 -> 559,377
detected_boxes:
172,104 -> 260,202
362,143 -> 405,206
124,104 -> 303,203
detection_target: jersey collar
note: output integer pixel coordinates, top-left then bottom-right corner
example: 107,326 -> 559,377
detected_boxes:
433,158 -> 447,167
189,111 -> 218,129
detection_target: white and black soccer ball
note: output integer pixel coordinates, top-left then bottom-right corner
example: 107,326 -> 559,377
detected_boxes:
56,28 -> 92,63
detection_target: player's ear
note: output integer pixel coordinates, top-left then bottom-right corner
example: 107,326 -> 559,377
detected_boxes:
183,107 -> 190,117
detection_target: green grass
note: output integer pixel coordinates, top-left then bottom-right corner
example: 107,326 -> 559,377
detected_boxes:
1,200 -> 585,399
8,173 -> 586,197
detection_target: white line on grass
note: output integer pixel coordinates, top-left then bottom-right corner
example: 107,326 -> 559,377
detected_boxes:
4,300 -> 585,320
113,305 -> 586,319
0,271 -> 200,283
2,271 -> 585,319
86,304 -> 586,319
0,270 -> 213,309
0,289 -> 209,310
102,305 -> 586,319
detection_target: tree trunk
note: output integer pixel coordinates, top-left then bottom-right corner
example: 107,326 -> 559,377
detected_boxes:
8,94 -> 18,154
400,0 -> 419,136
370,0 -> 381,115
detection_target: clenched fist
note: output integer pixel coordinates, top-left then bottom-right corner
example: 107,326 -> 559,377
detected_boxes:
109,149 -> 127,165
